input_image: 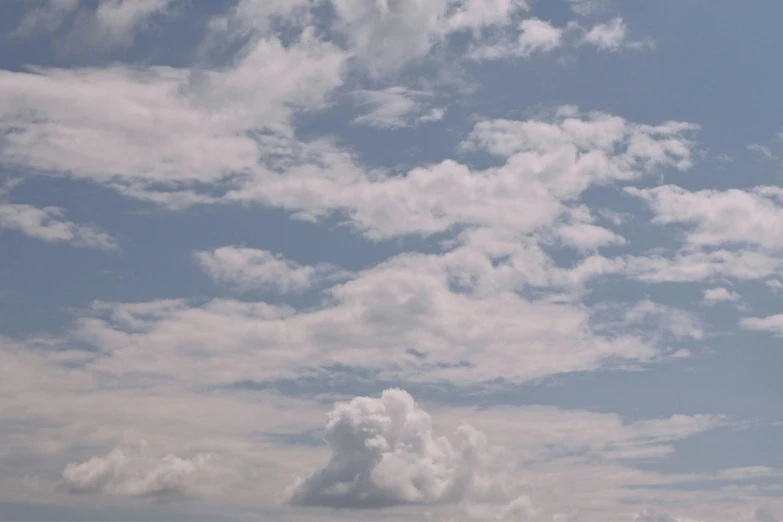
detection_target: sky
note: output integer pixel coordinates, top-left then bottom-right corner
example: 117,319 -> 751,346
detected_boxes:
1,0 -> 783,520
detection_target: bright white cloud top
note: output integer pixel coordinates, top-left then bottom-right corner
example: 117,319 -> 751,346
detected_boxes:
1,1 -> 783,521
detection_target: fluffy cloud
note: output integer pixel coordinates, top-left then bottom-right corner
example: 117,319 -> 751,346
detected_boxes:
288,389 -> 519,508
623,249 -> 783,283
582,17 -> 631,51
740,315 -> 783,336
195,246 -> 344,294
62,444 -> 215,498
445,0 -> 529,33
702,287 -> 741,305
629,185 -> 783,252
0,203 -> 117,250
352,87 -> 445,129
331,0 -> 448,75
0,35 -> 346,208
470,18 -> 563,60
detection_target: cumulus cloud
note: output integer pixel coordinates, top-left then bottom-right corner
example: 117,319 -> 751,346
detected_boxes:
352,87 -> 445,129
702,287 -> 741,305
287,389 -> 516,508
195,246 -> 344,294
470,18 -> 563,60
0,35 -> 346,209
331,0 -> 448,75
446,0 -> 529,33
0,203 -> 117,250
62,444 -> 215,498
558,222 -> 627,250
582,17 -> 643,51
628,185 -> 783,252
740,314 -> 783,336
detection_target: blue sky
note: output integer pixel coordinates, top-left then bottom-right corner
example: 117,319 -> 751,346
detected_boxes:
1,1 -> 783,520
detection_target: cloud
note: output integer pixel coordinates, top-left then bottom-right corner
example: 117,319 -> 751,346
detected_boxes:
13,0 -> 174,53
702,287 -> 741,305
558,222 -> 627,250
62,444 -> 215,498
445,0 -> 530,33
0,203 -> 117,250
331,0 -> 448,76
0,333 -> 744,519
622,300 -> 705,341
287,389 -> 518,508
628,185 -> 783,252
0,35 -> 346,209
582,17 -> 629,51
623,249 -> 783,283
10,0 -> 80,37
195,246 -> 344,294
352,87 -> 445,129
740,315 -> 783,336
470,18 -> 564,60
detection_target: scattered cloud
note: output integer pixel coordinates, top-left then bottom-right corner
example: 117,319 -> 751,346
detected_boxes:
352,87 -> 445,129
195,246 -> 345,294
470,18 -> 564,60
13,0 -> 175,53
629,185 -> 783,252
63,444 -> 215,498
0,203 -> 117,250
702,287 -> 742,305
740,314 -> 783,336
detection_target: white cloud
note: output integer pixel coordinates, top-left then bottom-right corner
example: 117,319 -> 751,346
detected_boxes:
0,35 -> 346,208
702,287 -> 741,305
748,143 -> 780,161
582,17 -> 628,51
470,18 -> 563,60
288,389 -> 516,508
331,0 -> 448,76
0,336 -> 751,520
446,0 -> 529,33
624,249 -> 783,283
70,0 -> 174,51
558,222 -> 626,250
593,299 -> 705,343
628,185 -> 783,252
740,315 -> 783,336
352,87 -> 445,129
195,246 -> 344,294
13,0 -> 174,53
0,203 -> 117,250
62,444 -> 215,498
767,279 -> 783,293
566,0 -> 610,17
11,0 -> 80,37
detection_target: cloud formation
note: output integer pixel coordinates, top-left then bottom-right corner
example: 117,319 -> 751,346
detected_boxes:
0,203 -> 117,250
195,246 -> 344,294
288,389 -> 517,508
63,444 -> 214,498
